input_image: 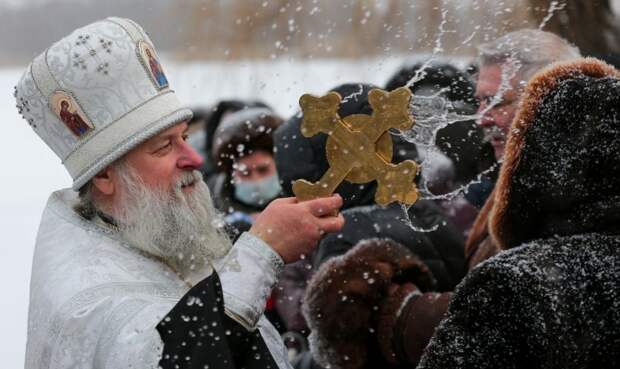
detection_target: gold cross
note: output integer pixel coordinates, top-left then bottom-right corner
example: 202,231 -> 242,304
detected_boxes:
292,87 -> 419,206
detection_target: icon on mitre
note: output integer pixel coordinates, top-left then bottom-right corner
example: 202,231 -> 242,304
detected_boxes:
50,91 -> 94,139
138,40 -> 169,90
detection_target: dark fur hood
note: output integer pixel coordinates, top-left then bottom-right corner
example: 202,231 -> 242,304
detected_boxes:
490,58 -> 620,249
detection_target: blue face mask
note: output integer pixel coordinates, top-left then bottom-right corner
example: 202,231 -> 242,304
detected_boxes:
234,173 -> 282,207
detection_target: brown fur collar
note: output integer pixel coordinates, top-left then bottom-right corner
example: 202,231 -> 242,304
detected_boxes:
489,58 -> 620,250
464,189 -> 494,261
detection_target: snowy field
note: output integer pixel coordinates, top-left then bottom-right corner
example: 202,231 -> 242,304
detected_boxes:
0,56 -> 411,367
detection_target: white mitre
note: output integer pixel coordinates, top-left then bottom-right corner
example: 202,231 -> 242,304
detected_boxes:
14,17 -> 192,190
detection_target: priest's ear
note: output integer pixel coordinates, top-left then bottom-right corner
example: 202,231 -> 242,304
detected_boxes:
91,166 -> 117,196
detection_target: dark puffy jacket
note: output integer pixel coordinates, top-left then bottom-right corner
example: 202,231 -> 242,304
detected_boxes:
314,200 -> 466,291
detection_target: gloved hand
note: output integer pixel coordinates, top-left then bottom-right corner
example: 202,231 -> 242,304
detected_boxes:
377,283 -> 420,364
377,286 -> 453,367
302,238 -> 435,369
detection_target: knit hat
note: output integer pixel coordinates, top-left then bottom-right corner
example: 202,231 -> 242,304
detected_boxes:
14,17 -> 192,190
211,107 -> 282,173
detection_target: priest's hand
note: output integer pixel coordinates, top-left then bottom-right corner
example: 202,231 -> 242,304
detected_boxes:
249,195 -> 344,263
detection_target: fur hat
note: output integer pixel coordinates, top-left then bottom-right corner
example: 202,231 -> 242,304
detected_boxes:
14,17 -> 192,190
490,58 -> 620,249
205,99 -> 270,157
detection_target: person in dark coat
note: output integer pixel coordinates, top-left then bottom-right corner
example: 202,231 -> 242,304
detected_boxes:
209,107 -> 284,236
314,200 -> 465,292
416,57 -> 620,369
305,58 -> 620,369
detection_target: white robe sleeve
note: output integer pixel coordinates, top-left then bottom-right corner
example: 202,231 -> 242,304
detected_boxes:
216,232 -> 285,330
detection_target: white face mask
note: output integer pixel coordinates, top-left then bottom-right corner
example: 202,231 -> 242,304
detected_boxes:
234,173 -> 282,207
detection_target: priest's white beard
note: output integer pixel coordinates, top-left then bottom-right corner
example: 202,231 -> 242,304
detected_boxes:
114,164 -> 232,284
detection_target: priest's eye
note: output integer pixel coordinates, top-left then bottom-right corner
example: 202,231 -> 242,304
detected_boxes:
156,141 -> 172,154
182,134 -> 189,141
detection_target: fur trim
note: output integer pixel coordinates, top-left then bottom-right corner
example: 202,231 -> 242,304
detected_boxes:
464,189 -> 495,261
489,58 -> 620,250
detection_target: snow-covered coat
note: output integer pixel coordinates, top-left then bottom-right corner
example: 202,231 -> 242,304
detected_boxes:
25,189 -> 292,369
418,58 -> 620,368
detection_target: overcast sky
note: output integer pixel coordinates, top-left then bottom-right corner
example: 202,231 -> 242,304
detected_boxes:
0,0 -> 84,7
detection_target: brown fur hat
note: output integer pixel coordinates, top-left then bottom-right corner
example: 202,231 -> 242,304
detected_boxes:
302,238 -> 435,369
490,58 -> 620,249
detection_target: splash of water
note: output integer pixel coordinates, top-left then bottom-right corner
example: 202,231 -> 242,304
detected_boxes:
399,203 -> 440,233
340,83 -> 364,104
404,7 -> 450,90
433,8 -> 449,55
396,54 -> 521,232
301,2 -> 525,234
538,1 -> 567,30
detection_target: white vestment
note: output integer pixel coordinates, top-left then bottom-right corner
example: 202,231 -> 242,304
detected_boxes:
25,189 -> 291,369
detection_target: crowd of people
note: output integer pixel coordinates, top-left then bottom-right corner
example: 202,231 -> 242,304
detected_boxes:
15,16 -> 620,369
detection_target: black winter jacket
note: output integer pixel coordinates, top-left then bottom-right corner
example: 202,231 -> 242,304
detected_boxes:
314,200 -> 466,291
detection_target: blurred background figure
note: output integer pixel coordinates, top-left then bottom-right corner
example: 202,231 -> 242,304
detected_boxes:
209,106 -> 283,238
185,106 -> 211,168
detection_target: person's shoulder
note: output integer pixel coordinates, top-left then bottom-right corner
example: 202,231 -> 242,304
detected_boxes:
478,232 -> 620,269
465,239 -> 551,281
464,232 -> 620,294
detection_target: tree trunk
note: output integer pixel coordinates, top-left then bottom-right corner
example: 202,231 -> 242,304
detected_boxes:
529,0 -> 620,55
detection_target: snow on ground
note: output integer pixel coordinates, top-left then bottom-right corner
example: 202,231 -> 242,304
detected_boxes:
0,56 -> 406,367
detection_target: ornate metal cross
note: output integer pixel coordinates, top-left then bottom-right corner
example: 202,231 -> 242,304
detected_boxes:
292,87 -> 419,206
